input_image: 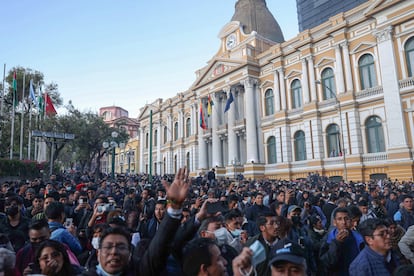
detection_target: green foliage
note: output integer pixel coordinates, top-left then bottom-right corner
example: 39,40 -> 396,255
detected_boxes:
0,159 -> 45,178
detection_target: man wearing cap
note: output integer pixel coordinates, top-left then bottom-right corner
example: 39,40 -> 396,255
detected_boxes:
268,239 -> 307,276
349,218 -> 400,276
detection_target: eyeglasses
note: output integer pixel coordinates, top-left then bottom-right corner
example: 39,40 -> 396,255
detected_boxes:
39,251 -> 61,262
100,244 -> 129,254
266,221 -> 281,226
372,230 -> 390,238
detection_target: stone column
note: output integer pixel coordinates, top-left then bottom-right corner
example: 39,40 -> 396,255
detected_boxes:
211,93 -> 222,167
307,56 -> 317,101
178,110 -> 184,138
242,78 -> 259,163
335,44 -> 345,94
341,42 -> 354,92
156,122 -> 162,175
226,87 -> 238,165
273,70 -> 281,111
278,69 -> 287,110
301,59 -> 310,104
374,26 -> 408,148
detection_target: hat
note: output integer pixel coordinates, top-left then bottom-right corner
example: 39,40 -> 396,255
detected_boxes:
269,239 -> 306,267
309,215 -> 321,227
287,205 -> 301,214
26,188 -> 36,195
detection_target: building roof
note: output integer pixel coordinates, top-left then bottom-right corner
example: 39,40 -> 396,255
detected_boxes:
231,0 -> 285,43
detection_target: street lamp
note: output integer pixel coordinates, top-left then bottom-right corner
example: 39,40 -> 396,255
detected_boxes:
315,80 -> 348,182
102,131 -> 125,180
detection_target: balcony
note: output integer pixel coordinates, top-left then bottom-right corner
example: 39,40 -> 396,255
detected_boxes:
355,86 -> 383,99
399,77 -> 414,90
362,152 -> 388,163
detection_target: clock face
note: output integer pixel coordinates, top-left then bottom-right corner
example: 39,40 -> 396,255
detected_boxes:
226,34 -> 237,50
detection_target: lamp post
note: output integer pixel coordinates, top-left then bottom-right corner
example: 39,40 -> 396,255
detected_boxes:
316,80 -> 348,182
102,131 -> 125,180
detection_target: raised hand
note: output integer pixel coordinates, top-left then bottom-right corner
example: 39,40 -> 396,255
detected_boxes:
163,167 -> 190,209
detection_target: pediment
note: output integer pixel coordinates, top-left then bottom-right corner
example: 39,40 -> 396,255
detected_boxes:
285,69 -> 302,79
259,79 -> 274,89
350,42 -> 377,54
193,58 -> 245,87
315,57 -> 336,68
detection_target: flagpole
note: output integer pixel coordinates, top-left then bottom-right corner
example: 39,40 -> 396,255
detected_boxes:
10,70 -> 16,160
19,72 -> 26,160
0,63 -> 5,142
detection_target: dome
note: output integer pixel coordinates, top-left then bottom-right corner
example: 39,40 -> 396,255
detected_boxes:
231,0 -> 285,43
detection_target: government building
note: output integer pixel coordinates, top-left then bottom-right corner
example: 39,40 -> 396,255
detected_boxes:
136,0 -> 414,182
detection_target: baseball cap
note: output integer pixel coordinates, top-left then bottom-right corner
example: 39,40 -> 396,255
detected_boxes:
269,239 -> 306,267
287,205 -> 301,214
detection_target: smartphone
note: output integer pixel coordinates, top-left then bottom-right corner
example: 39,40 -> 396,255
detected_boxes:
65,218 -> 73,227
206,201 -> 228,214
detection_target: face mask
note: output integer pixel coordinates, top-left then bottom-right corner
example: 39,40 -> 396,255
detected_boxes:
66,186 -> 72,191
6,205 -> 19,217
291,216 -> 301,225
214,227 -> 230,245
91,237 -> 100,250
230,229 -> 243,237
249,240 -> 266,267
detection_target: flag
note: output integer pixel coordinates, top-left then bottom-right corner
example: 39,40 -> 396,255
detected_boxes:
224,91 -> 234,113
29,79 -> 37,106
45,93 -> 57,116
207,94 -> 213,116
199,102 -> 207,130
38,90 -> 44,117
12,70 -> 18,108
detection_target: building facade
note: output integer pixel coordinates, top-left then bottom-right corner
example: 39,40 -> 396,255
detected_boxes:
138,0 -> 414,181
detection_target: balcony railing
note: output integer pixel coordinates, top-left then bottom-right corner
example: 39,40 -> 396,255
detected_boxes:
399,77 -> 414,89
362,152 -> 388,162
324,156 -> 344,166
355,86 -> 383,99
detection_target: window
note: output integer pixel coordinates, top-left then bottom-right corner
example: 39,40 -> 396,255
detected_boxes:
264,89 -> 274,116
174,122 -> 179,141
326,124 -> 341,157
294,131 -> 306,161
154,130 -> 158,146
174,155 -> 177,173
186,118 -> 191,137
145,133 -> 149,149
359,54 -> 377,90
267,136 -> 277,164
291,79 -> 302,109
405,37 -> 414,77
164,126 -> 168,144
365,116 -> 385,153
321,68 -> 336,100
186,152 -> 190,170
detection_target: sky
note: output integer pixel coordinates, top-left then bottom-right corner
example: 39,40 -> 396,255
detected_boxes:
1,1 -> 299,118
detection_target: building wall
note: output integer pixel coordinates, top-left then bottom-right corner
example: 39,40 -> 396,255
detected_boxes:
138,0 -> 414,181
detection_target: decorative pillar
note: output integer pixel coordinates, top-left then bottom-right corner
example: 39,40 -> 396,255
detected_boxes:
334,44 -> 345,94
273,70 -> 281,111
226,87 -> 238,165
156,122 -> 162,175
301,59 -> 310,104
341,42 -> 354,92
242,78 -> 259,163
139,127 -> 145,173
374,26 -> 408,148
278,69 -> 287,110
307,56 -> 317,102
211,93 -> 222,167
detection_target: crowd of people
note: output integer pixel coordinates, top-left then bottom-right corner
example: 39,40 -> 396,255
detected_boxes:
0,168 -> 414,276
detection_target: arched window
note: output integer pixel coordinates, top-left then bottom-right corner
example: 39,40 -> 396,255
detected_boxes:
365,116 -> 385,153
145,133 -> 149,149
186,118 -> 191,137
294,131 -> 306,161
267,136 -> 277,164
291,79 -> 302,109
174,155 -> 177,173
163,157 -> 166,174
359,54 -> 377,90
264,89 -> 274,116
174,122 -> 179,141
186,152 -> 190,170
321,68 -> 336,100
326,124 -> 341,157
163,126 -> 168,144
154,130 -> 158,146
405,37 -> 414,77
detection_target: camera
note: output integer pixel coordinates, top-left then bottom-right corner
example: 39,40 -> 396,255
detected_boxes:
97,204 -> 114,213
